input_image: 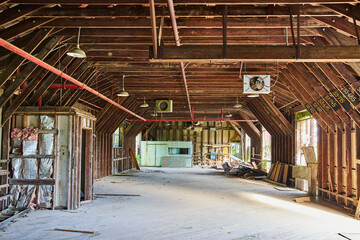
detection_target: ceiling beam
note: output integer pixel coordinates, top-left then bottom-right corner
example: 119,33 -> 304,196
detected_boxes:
8,0 -> 357,5
312,16 -> 359,37
0,5 -> 44,28
41,17 -> 325,29
29,5 -> 340,18
151,45 -> 360,62
322,4 -> 360,21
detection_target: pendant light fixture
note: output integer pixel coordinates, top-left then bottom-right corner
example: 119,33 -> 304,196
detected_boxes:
225,112 -> 233,118
117,75 -> 129,97
67,27 -> 86,58
233,97 -> 242,108
140,96 -> 149,108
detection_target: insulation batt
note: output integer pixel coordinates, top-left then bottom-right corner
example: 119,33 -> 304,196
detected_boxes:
22,126 -> 38,141
11,128 -> 22,138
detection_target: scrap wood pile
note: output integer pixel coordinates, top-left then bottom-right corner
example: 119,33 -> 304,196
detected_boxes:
222,160 -> 267,179
267,161 -> 291,185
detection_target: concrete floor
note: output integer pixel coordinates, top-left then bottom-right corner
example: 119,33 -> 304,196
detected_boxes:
2,167 -> 360,240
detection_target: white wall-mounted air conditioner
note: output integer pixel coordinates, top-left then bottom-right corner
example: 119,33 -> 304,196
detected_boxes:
243,75 -> 271,94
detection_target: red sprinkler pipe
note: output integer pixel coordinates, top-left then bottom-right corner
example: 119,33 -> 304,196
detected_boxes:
48,84 -> 80,89
36,96 -> 42,107
128,119 -> 258,122
0,38 -> 146,121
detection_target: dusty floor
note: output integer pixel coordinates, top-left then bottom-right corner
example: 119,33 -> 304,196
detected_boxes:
2,167 -> 360,240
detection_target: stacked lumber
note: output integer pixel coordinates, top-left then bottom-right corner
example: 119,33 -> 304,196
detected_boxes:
267,161 -> 291,184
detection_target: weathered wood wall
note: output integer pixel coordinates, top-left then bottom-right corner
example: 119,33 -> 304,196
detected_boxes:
317,122 -> 359,208
93,97 -> 144,179
248,95 -> 295,166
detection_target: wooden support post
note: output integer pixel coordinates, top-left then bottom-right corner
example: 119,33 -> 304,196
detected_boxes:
355,198 -> 360,219
296,7 -> 301,59
351,120 -> 357,198
129,148 -> 140,170
334,126 -> 339,202
149,0 -> 158,58
222,5 -> 227,59
342,126 -> 348,205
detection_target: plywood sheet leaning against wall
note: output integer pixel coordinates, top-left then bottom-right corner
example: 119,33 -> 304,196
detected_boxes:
10,106 -> 96,210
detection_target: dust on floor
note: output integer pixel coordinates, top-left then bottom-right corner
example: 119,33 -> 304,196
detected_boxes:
2,167 -> 360,240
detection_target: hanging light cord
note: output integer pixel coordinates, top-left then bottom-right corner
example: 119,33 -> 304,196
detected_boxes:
271,61 -> 279,87
77,27 -> 81,46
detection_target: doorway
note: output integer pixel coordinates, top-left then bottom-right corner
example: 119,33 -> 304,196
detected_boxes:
81,129 -> 92,201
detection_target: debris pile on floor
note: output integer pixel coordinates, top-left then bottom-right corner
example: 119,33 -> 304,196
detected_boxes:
222,161 -> 267,179
0,207 -> 30,229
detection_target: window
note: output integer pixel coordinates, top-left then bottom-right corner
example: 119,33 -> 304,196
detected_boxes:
262,128 -> 271,172
295,111 -> 318,166
230,142 -> 241,159
113,128 -> 120,147
168,148 -> 189,155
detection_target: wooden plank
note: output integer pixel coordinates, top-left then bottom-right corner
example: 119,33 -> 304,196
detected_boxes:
129,148 -> 140,171
54,228 -> 95,234
282,164 -> 289,184
9,179 -> 55,185
355,198 -> 360,219
38,129 -> 58,134
9,154 -> 55,158
152,45 -> 360,62
295,196 -> 311,203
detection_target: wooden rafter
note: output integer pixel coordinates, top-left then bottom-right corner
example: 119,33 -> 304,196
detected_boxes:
151,45 -> 360,62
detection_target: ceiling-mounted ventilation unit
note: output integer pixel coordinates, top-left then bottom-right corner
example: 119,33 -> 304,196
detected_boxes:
155,100 -> 173,113
243,75 -> 271,94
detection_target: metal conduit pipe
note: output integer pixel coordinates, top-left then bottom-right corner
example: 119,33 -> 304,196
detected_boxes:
0,38 -> 146,121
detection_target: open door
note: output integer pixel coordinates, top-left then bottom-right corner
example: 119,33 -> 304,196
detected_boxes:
81,129 -> 93,201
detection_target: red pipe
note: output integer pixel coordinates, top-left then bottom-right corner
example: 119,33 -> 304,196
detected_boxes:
48,84 -> 80,89
128,119 -> 258,122
0,38 -> 146,121
221,107 -> 224,121
36,96 -> 42,107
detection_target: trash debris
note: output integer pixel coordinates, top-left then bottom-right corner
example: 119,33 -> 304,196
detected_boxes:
274,187 -> 297,191
54,228 -> 95,234
80,200 -> 95,206
222,161 -> 267,179
295,197 -> 311,203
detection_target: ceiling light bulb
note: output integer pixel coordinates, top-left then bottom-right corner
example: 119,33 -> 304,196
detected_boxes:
140,97 -> 149,108
247,94 -> 260,98
225,113 -> 232,118
233,97 -> 242,108
67,28 -> 86,58
117,75 -> 129,97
